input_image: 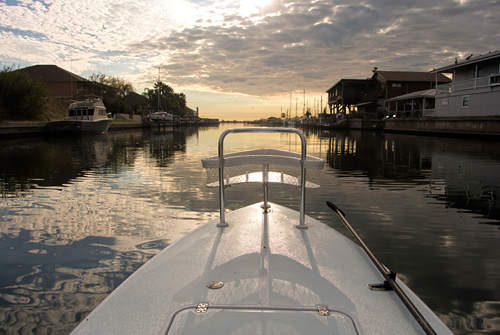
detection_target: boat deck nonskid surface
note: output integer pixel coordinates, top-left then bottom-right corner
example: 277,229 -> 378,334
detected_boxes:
71,203 -> 452,335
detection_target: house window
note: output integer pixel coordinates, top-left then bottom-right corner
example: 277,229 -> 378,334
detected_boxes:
490,75 -> 500,85
392,83 -> 402,90
474,67 -> 483,78
462,95 -> 470,108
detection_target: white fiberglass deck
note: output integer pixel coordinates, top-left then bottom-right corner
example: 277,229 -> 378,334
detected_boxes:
70,203 -> 452,335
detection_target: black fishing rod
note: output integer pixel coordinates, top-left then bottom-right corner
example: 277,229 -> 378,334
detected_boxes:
326,201 -> 438,335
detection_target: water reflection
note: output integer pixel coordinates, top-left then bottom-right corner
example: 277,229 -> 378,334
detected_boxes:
318,130 -> 500,223
0,127 -> 214,334
309,130 -> 500,335
0,126 -> 499,334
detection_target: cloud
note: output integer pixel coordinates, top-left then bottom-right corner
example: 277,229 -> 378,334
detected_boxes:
1,0 -> 500,100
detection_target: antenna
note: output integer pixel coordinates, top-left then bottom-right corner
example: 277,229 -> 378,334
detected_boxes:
70,47 -> 73,99
158,67 -> 161,113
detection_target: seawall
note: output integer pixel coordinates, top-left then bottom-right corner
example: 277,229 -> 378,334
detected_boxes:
0,121 -> 147,140
334,116 -> 500,138
383,116 -> 500,137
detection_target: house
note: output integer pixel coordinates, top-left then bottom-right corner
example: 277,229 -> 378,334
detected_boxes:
365,70 -> 451,116
326,79 -> 377,115
326,70 -> 451,118
124,92 -> 149,115
19,65 -> 88,98
434,50 -> 500,117
385,88 -> 437,117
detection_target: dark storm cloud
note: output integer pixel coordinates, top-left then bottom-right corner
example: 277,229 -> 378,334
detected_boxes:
128,0 -> 500,96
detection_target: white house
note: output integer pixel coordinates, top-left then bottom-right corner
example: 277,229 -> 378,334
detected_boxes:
434,50 -> 500,117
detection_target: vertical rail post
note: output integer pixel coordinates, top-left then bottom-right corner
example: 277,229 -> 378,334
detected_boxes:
217,138 -> 228,227
261,164 -> 270,213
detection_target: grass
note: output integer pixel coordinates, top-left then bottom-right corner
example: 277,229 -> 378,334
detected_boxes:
42,98 -> 72,121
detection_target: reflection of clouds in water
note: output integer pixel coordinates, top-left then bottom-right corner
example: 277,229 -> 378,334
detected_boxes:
0,232 -> 153,334
0,130 -> 218,334
439,301 -> 500,334
1,126 -> 500,334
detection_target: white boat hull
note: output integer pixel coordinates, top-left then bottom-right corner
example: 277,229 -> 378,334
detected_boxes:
70,203 -> 453,335
46,119 -> 112,133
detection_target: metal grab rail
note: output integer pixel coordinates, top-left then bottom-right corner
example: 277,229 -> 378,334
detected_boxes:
158,303 -> 364,335
217,127 -> 308,227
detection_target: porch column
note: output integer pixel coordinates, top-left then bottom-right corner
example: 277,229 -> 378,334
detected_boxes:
474,64 -> 478,89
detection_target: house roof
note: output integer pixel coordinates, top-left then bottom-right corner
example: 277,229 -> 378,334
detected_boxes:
374,71 -> 451,83
326,78 -> 375,93
386,88 -> 436,102
19,65 -> 86,82
433,49 -> 500,73
125,91 -> 148,104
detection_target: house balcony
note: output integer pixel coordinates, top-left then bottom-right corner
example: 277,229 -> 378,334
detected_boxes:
436,73 -> 500,94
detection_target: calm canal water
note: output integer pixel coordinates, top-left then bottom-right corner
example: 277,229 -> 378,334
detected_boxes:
0,124 -> 499,334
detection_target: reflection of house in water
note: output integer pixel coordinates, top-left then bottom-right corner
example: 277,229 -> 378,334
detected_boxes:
0,134 -> 110,197
325,131 -> 432,184
0,129 -> 194,197
430,154 -> 500,220
322,130 -> 500,221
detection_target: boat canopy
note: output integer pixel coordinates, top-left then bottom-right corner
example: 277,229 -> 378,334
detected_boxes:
67,98 -> 108,121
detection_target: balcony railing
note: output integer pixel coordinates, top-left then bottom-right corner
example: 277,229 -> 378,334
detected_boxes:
436,74 -> 499,93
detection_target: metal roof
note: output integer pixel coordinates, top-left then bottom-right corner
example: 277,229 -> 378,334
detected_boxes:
386,88 -> 436,102
433,50 -> 500,73
374,71 -> 451,83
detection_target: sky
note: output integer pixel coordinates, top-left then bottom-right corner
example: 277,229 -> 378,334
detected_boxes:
1,0 -> 500,120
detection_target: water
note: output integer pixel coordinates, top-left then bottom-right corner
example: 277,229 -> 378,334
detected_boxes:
0,125 -> 499,334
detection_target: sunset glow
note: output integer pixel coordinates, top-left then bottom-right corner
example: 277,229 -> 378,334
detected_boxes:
1,0 -> 499,120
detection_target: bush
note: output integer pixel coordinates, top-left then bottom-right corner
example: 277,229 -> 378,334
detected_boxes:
0,65 -> 49,121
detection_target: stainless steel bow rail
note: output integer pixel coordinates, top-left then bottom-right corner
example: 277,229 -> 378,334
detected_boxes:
216,127 -> 308,228
326,201 -> 438,335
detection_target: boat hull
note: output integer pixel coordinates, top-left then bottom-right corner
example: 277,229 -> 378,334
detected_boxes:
46,119 -> 112,133
70,203 -> 453,335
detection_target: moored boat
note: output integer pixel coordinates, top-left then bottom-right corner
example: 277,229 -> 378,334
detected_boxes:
150,111 -> 174,122
70,127 -> 453,335
46,98 -> 112,133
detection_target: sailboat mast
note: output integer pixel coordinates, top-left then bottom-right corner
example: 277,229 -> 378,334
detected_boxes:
303,90 -> 305,115
158,67 -> 161,113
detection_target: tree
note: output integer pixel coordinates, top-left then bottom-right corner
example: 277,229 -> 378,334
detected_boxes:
87,72 -> 134,115
0,65 -> 49,121
142,81 -> 188,117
